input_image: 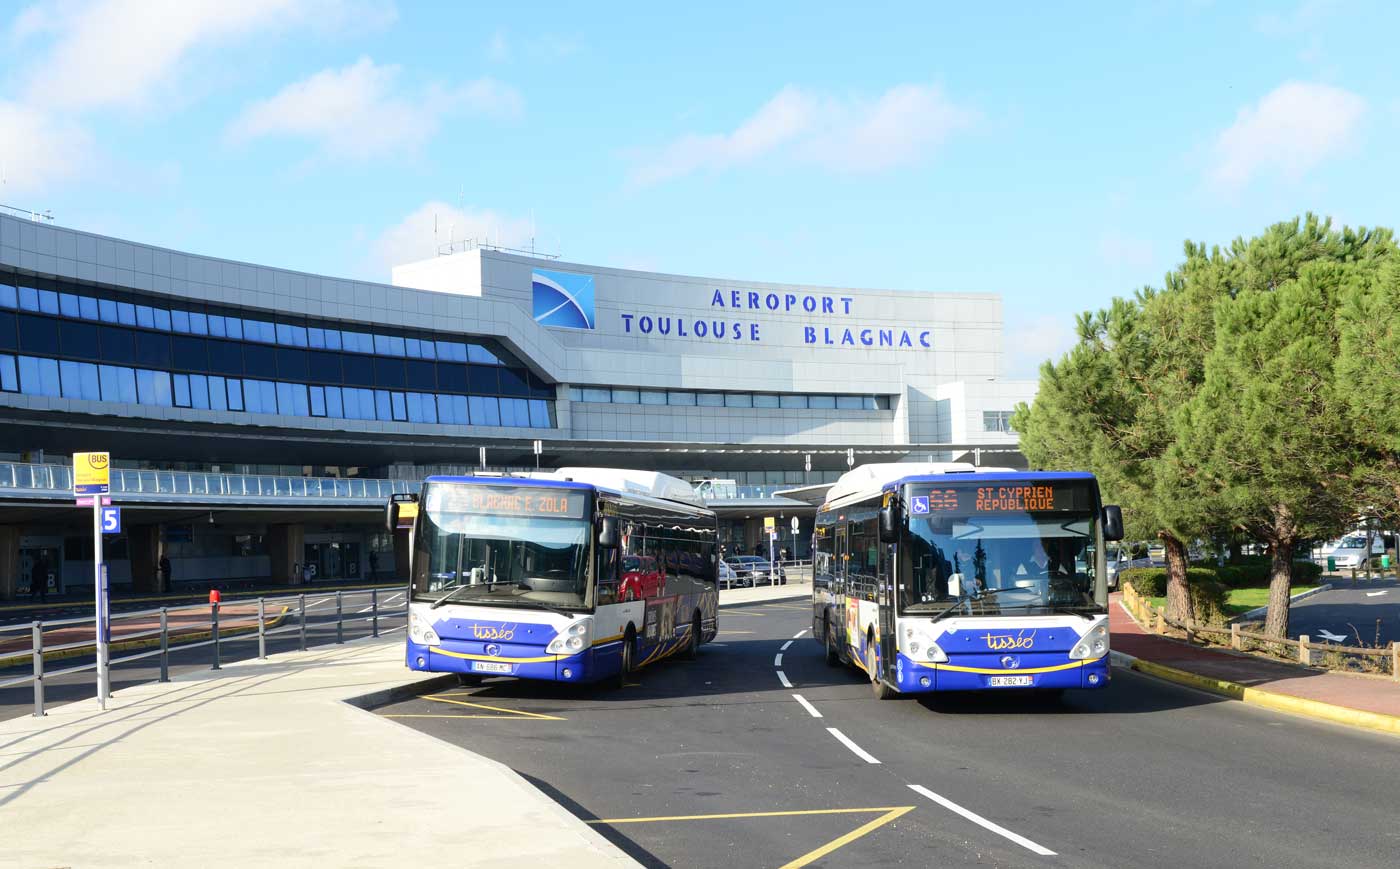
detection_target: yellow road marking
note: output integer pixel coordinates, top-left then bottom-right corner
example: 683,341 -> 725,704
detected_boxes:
421,694 -> 565,720
719,610 -> 765,616
588,806 -> 910,825
382,714 -> 558,720
780,806 -> 914,869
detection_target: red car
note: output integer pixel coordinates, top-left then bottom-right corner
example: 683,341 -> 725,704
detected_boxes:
620,555 -> 664,601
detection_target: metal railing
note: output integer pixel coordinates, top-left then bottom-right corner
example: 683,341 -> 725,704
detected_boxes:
720,558 -> 813,589
0,587 -> 408,717
0,462 -> 416,502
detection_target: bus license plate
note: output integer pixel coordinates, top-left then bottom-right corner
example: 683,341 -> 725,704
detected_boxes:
987,675 -> 1033,687
472,661 -> 512,674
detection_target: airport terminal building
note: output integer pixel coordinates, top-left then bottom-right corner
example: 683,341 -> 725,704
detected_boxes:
0,213 -> 1034,598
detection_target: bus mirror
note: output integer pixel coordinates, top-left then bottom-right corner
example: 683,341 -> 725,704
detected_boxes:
879,501 -> 901,543
385,501 -> 399,533
1102,505 -> 1124,541
598,516 -> 619,549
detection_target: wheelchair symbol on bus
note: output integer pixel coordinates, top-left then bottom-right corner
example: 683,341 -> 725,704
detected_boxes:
910,496 -> 930,515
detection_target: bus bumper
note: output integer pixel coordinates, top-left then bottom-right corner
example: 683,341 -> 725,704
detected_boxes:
894,651 -> 1111,692
406,639 -> 599,682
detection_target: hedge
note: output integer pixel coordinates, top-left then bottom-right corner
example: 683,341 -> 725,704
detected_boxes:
1119,567 -> 1229,625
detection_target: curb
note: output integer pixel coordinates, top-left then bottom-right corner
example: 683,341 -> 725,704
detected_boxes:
1232,583 -> 1334,623
1110,649 -> 1400,738
719,589 -> 809,608
0,607 -> 290,669
342,672 -> 460,710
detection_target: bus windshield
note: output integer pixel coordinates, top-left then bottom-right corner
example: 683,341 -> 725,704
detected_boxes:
412,482 -> 593,611
901,480 -> 1099,615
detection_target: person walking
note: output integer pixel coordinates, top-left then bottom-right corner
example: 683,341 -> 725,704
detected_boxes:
32,553 -> 50,603
158,555 -> 172,592
368,551 -> 379,578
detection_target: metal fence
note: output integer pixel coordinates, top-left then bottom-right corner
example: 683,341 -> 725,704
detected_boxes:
0,588 -> 408,717
0,462 -> 417,502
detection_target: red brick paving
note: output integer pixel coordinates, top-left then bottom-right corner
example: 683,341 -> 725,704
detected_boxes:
1110,594 -> 1400,719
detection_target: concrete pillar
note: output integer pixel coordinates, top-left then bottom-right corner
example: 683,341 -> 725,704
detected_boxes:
267,524 -> 306,585
128,525 -> 161,594
392,528 -> 412,582
0,527 -> 19,601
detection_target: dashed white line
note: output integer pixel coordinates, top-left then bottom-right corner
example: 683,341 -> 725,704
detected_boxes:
792,694 -> 822,718
827,727 -> 880,764
774,652 -> 783,667
780,640 -> 793,651
776,670 -> 793,688
793,629 -> 808,639
908,784 -> 1056,856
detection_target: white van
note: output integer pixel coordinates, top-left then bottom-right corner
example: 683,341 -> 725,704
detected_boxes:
1326,533 -> 1384,569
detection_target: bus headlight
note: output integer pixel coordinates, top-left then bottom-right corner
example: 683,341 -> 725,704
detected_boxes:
901,623 -> 947,663
1070,623 -> 1109,660
408,610 -> 440,646
547,619 -> 592,655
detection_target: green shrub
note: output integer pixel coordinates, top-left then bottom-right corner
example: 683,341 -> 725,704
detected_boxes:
1213,555 -> 1321,588
1121,567 -> 1165,597
1121,567 -> 1229,625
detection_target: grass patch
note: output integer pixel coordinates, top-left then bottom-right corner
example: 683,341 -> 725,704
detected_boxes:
1149,586 -> 1318,617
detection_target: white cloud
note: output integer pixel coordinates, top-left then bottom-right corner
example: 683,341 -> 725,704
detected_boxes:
0,100 -> 92,195
628,83 -> 975,186
16,0 -> 396,112
1004,312 -> 1076,380
371,201 -> 534,274
227,58 -> 521,160
1210,81 -> 1365,189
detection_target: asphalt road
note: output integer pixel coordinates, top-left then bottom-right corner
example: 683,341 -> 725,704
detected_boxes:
375,600 -> 1400,868
0,588 -> 407,721
1289,577 -> 1400,647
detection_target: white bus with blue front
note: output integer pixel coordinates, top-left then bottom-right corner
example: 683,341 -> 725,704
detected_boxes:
813,463 -> 1124,698
396,468 -> 719,686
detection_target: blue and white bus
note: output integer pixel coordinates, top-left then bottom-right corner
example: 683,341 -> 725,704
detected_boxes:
813,463 -> 1124,698
394,468 -> 719,687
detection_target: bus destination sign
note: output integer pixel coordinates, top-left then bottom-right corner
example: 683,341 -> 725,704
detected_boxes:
913,483 -> 1090,515
457,485 -> 587,519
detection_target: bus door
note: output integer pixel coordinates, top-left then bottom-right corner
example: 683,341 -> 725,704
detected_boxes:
877,538 -> 896,684
835,523 -> 850,648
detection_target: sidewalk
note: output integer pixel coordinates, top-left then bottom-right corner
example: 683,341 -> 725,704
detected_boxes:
1,638 -> 639,868
1110,594 -> 1400,736
719,578 -> 810,607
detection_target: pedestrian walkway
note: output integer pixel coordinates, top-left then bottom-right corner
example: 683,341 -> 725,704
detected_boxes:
719,577 -> 810,607
0,637 -> 639,868
1111,594 -> 1400,734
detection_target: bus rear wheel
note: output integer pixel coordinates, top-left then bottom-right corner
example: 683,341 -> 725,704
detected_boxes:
681,613 -> 701,659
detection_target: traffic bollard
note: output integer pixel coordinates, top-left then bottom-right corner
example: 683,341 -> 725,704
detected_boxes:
32,622 -> 44,718
159,607 -> 170,680
211,602 -> 221,671
371,587 -> 379,638
336,591 -> 344,644
298,593 -> 307,651
257,597 -> 267,659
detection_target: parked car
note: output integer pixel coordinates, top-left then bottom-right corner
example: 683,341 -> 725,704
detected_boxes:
726,555 -> 785,586
719,560 -> 739,589
1325,533 -> 1385,569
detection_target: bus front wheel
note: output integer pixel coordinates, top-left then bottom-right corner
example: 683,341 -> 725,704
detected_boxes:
824,618 -> 840,667
867,644 -> 896,700
616,632 -> 636,689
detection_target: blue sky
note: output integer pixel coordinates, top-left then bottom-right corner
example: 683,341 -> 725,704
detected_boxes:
2,1 -> 1397,376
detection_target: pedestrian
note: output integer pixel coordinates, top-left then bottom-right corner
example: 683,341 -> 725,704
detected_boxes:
32,553 -> 49,603
293,562 -> 301,584
368,551 -> 379,578
158,554 -> 172,592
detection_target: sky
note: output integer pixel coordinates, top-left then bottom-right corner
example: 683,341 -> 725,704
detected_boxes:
2,0 -> 1397,378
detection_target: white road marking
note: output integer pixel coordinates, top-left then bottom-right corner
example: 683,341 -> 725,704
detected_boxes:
1366,590 -> 1389,597
1317,629 -> 1348,642
781,640 -> 793,651
827,727 -> 880,764
708,643 -> 729,647
792,694 -> 822,718
793,629 -> 808,639
908,785 -> 1056,856
306,597 -> 332,609
774,652 -> 783,667
777,670 -> 793,688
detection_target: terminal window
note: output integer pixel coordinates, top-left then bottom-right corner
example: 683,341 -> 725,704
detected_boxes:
983,410 -> 1015,433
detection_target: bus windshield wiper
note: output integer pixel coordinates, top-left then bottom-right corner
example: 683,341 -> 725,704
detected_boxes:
428,580 -> 521,608
928,587 -> 1027,622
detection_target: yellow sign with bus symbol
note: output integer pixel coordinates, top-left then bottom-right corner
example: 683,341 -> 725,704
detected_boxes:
73,452 -> 111,495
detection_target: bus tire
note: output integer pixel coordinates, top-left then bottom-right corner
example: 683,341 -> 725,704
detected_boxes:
455,673 -> 482,687
867,642 -> 896,700
616,629 -> 636,689
824,617 -> 840,667
681,612 -> 701,659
